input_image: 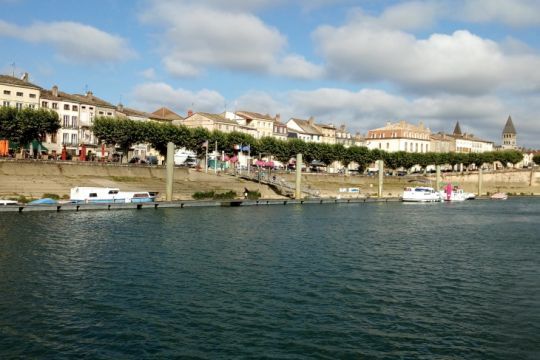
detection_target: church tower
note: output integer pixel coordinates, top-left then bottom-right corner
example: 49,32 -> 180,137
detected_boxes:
502,116 -> 517,149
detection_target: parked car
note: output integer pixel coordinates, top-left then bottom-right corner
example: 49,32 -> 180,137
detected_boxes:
129,156 -> 147,164
146,156 -> 159,165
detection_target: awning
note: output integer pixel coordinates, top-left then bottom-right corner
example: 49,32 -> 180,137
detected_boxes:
8,140 -> 48,152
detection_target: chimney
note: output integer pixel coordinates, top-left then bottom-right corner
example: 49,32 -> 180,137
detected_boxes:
275,114 -> 281,123
86,91 -> 93,98
308,116 -> 314,125
52,85 -> 59,97
21,72 -> 29,82
117,103 -> 124,112
187,109 -> 193,117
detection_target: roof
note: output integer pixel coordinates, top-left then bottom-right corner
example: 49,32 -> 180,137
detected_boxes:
71,92 -> 115,109
151,107 -> 184,121
316,124 -> 336,130
503,116 -> 516,134
289,118 -> 323,135
196,112 -> 238,125
0,74 -> 41,90
40,89 -> 81,103
453,121 -> 462,135
118,106 -> 148,118
235,111 -> 274,121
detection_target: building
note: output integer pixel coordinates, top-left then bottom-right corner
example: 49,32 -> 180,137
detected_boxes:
232,111 -> 275,138
336,125 -> 354,147
314,123 -> 337,144
366,121 -> 431,153
272,114 -> 287,140
501,115 -> 517,149
181,112 -> 238,133
0,73 -> 41,110
450,121 -> 493,153
71,91 -> 116,153
430,132 -> 455,153
286,117 -> 323,142
40,86 -> 82,155
151,107 -> 184,122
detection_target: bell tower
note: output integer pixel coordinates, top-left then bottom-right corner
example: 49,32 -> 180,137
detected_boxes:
502,116 -> 517,149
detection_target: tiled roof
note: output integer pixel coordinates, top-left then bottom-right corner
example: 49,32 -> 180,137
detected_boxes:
41,89 -> 81,103
290,118 -> 323,135
453,121 -> 462,135
197,112 -> 238,125
235,111 -> 274,121
71,92 -> 115,109
151,107 -> 184,121
0,74 -> 41,89
118,107 -> 148,118
503,116 -> 516,134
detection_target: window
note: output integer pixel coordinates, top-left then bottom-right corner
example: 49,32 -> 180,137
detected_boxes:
99,111 -> 104,115
52,103 -> 58,109
63,133 -> 69,144
51,133 -> 57,144
107,112 -> 112,116
29,104 -> 35,109
71,133 -> 77,145
2,101 -> 9,107
81,106 -> 86,109
64,104 -> 70,110
89,193 -> 97,198
41,101 -> 48,108
29,94 -> 36,98
72,105 -> 78,111
3,90 -> 10,95
16,92 -> 23,97
89,106 -> 93,110
16,103 -> 23,110
63,115 -> 70,127
72,116 -> 77,128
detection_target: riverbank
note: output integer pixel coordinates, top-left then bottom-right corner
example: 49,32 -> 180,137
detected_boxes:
1,160 -> 538,201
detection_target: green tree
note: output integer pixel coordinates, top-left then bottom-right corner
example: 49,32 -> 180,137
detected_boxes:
533,154 -> 540,166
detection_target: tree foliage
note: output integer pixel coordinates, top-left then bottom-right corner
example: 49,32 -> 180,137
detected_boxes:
90,117 -> 527,172
0,107 -> 60,151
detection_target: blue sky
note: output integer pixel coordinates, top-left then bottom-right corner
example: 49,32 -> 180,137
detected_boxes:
1,0 -> 539,148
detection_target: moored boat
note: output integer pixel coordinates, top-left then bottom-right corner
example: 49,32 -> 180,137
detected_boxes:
490,192 -> 508,200
402,186 -> 443,202
440,183 -> 475,201
0,199 -> 18,206
70,187 -> 157,204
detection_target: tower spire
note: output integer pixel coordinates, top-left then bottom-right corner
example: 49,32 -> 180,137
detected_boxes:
453,121 -> 462,136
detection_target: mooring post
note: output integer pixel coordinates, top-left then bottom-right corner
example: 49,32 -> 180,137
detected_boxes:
378,159 -> 384,198
478,167 -> 483,196
295,153 -> 302,200
436,165 -> 441,192
166,142 -> 174,201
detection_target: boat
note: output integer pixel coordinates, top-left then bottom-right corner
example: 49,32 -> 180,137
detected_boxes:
401,186 -> 443,202
0,199 -> 18,206
70,187 -> 157,204
490,192 -> 508,200
28,198 -> 58,205
440,183 -> 475,202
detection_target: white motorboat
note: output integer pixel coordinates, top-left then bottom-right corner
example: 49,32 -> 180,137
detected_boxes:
402,187 -> 443,202
440,184 -> 475,201
70,187 -> 157,204
491,192 -> 508,200
0,199 -> 18,206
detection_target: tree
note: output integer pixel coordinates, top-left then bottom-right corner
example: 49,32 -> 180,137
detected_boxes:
533,154 -> 540,166
0,107 -> 60,153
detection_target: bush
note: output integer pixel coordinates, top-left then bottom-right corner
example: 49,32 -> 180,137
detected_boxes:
192,190 -> 237,200
246,190 -> 261,200
42,193 -> 60,200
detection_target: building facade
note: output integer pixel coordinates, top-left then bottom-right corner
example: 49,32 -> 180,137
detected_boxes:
366,121 -> 431,153
286,117 -> 323,142
0,74 -> 41,110
501,115 -> 517,149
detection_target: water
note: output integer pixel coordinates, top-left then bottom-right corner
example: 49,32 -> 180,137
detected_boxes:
1,199 -> 539,359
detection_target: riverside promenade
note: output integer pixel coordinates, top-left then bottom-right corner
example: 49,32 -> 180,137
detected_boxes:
0,197 -> 404,213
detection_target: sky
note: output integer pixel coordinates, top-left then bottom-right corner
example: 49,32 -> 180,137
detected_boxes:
1,0 -> 539,148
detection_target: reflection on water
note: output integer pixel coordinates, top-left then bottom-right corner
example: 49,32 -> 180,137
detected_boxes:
1,199 -> 539,358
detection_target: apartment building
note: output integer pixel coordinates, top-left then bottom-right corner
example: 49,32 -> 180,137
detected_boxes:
0,74 -> 41,110
366,121 -> 431,153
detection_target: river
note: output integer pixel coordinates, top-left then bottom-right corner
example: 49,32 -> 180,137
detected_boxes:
1,199 -> 539,359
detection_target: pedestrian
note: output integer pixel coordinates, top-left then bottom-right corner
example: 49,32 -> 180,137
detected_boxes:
244,187 -> 249,199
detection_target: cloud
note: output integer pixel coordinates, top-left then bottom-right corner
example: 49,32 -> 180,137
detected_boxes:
140,68 -> 157,80
461,0 -> 540,27
131,82 -> 225,115
0,20 -> 135,63
141,0 -> 320,79
314,19 -> 540,95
